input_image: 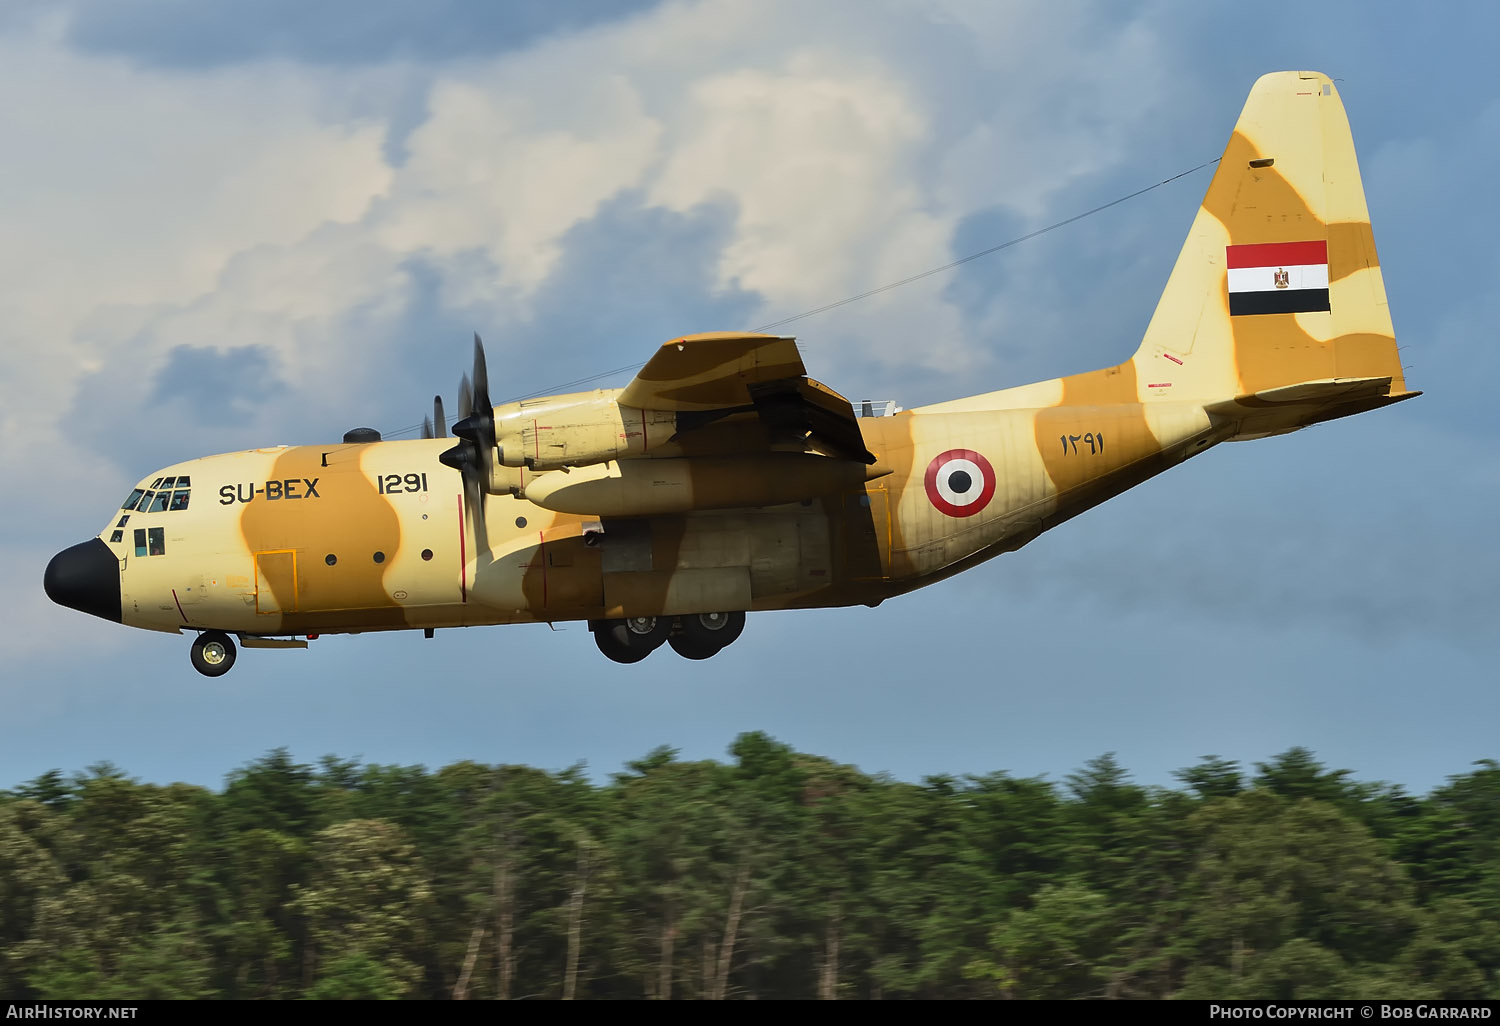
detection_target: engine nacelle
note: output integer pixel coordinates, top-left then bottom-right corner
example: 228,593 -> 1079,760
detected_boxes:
491,390 -> 676,471
520,454 -> 889,517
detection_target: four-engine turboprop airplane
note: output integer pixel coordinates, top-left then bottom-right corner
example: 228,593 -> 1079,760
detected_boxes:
45,71 -> 1418,675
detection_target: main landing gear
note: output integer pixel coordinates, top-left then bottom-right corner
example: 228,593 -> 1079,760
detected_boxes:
591,612 -> 746,664
190,630 -> 237,677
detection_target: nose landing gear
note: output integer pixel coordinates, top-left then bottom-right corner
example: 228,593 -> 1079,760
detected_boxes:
591,611 -> 746,664
190,630 -> 237,677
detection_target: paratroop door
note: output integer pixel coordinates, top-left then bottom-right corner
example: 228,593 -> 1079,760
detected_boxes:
255,550 -> 298,614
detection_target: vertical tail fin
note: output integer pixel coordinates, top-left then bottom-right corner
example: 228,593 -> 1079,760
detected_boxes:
1134,71 -> 1416,420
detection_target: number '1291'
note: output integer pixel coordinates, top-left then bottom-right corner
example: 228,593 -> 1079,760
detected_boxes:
377,473 -> 428,494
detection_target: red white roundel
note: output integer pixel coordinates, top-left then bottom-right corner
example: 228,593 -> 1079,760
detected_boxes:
924,448 -> 996,518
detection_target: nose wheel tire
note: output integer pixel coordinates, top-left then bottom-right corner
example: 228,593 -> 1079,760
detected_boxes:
190,630 -> 237,677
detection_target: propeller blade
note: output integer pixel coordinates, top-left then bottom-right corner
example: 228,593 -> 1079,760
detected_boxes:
422,416 -> 434,440
470,332 -> 498,458
471,333 -> 491,413
433,395 -> 447,438
458,375 -> 473,421
463,469 -> 489,554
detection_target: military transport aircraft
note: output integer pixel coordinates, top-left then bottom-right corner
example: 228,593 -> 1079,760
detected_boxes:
45,71 -> 1417,675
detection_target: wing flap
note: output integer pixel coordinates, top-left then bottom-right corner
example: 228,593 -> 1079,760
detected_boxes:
618,333 -> 806,412
619,332 -> 876,465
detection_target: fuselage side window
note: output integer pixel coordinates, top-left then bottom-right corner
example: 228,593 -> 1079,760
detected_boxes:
133,528 -> 147,557
148,527 -> 165,556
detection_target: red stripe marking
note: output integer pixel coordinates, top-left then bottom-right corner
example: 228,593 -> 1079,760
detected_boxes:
171,588 -> 187,623
641,407 -> 647,451
1225,240 -> 1326,269
457,494 -> 467,603
1164,353 -> 1183,365
539,530 -> 547,608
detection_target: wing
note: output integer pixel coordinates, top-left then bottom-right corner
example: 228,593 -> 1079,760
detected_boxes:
618,332 -> 876,464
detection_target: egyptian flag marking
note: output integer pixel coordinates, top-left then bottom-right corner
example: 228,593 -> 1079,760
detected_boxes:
1225,240 -> 1330,316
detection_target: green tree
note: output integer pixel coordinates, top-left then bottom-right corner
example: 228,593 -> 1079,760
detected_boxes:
1178,790 -> 1419,998
0,801 -> 68,996
967,880 -> 1116,998
1175,757 -> 1244,800
290,819 -> 434,997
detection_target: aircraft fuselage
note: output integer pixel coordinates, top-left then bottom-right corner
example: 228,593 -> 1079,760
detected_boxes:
62,394 -> 1220,643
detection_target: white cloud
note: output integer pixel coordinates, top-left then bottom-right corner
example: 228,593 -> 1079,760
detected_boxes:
649,55 -> 932,304
375,74 -> 664,300
1,1 -> 1184,660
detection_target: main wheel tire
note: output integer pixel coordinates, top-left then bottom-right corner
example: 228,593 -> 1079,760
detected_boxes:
678,611 -> 745,651
592,618 -> 667,664
622,616 -> 671,649
594,629 -> 650,664
190,630 -> 237,677
668,633 -> 723,660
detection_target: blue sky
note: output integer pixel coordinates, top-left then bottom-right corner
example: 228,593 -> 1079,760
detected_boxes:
4,1 -> 1496,796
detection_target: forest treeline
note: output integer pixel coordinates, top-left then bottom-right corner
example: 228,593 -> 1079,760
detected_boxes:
1,736 -> 1497,1000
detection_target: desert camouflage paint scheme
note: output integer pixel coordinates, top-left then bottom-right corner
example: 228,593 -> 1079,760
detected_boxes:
45,71 -> 1417,673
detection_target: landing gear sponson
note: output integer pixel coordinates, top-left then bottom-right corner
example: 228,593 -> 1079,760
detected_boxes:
590,612 -> 746,664
184,612 -> 746,674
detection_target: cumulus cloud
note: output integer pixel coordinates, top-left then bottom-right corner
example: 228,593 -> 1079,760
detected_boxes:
0,1 -> 1227,662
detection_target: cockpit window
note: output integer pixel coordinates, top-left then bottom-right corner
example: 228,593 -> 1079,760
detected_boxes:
148,527 -> 165,556
134,528 -> 147,557
124,478 -> 191,513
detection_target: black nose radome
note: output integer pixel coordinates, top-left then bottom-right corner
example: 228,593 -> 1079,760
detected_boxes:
44,539 -> 121,624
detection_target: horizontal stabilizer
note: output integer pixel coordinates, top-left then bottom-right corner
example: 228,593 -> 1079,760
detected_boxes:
1206,376 -> 1421,438
1206,376 -> 1395,414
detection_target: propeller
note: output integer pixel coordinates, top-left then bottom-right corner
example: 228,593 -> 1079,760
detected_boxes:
439,334 -> 495,552
454,334 -> 496,460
